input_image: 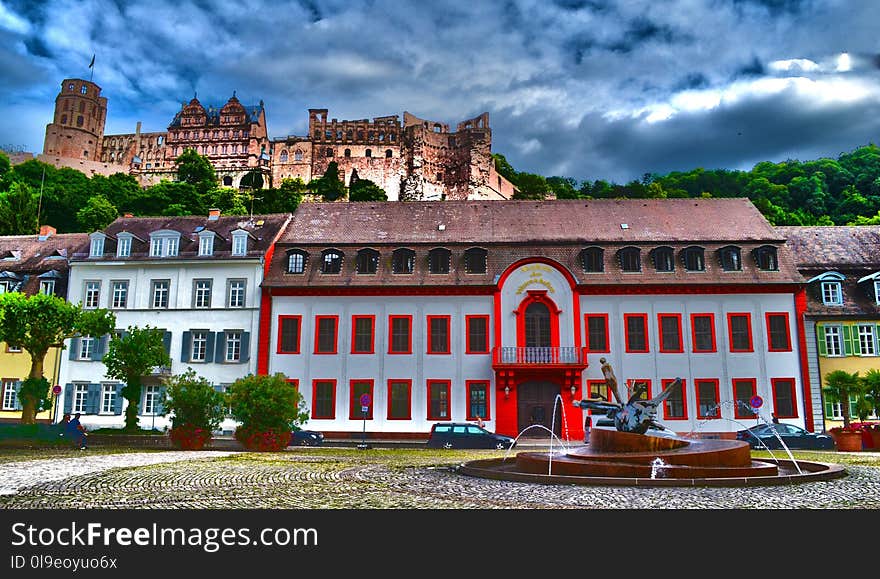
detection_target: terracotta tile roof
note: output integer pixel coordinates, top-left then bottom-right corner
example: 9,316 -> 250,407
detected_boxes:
776,226 -> 880,317
280,198 -> 785,245
70,213 -> 291,261
0,232 -> 88,297
265,199 -> 801,288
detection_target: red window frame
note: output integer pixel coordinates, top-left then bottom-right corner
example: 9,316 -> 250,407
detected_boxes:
690,313 -> 716,353
657,313 -> 684,353
771,377 -> 798,419
465,315 -> 490,354
695,379 -> 721,419
426,379 -> 452,421
388,315 -> 412,355
386,379 -> 412,420
314,315 -> 339,354
625,378 -> 652,401
311,379 -> 336,419
285,378 -> 299,391
732,378 -> 757,419
584,313 -> 610,353
350,315 -> 376,354
727,312 -> 754,353
661,378 -> 688,420
765,312 -> 792,352
623,313 -> 649,353
465,380 -> 491,420
427,315 -> 451,355
276,315 -> 302,354
349,379 -> 374,420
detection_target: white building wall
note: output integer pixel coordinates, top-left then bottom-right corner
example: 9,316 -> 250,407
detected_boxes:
269,295 -> 494,433
59,259 -> 265,431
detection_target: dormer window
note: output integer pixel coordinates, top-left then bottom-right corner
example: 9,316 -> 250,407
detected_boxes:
149,231 -> 181,257
719,246 -> 741,271
116,234 -> 132,258
392,248 -> 415,274
287,249 -> 308,274
822,281 -> 843,305
650,247 -> 674,273
199,231 -> 215,256
231,231 -> 248,256
464,248 -> 488,274
89,233 -> 105,258
321,249 -> 343,274
579,247 -> 604,273
428,248 -> 451,274
754,245 -> 778,271
681,246 -> 705,272
355,249 -> 379,274
618,247 -> 641,272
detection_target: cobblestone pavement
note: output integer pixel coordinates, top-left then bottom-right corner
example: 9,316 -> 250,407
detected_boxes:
0,449 -> 878,509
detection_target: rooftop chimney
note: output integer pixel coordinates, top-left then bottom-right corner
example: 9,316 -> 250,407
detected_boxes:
208,208 -> 221,221
38,225 -> 56,241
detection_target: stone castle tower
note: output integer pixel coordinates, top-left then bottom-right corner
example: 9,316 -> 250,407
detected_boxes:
42,78 -> 107,161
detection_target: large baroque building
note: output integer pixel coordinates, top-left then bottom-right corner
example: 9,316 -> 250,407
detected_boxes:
39,78 -> 515,201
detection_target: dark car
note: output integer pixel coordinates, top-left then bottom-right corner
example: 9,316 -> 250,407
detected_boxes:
426,422 -> 516,450
735,423 -> 835,450
289,429 -> 324,446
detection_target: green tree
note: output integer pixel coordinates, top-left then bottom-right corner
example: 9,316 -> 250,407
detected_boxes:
253,177 -> 305,214
76,196 -> 118,232
823,370 -> 862,430
512,173 -> 549,200
0,292 -> 115,423
161,368 -> 226,431
349,177 -> 387,201
175,148 -> 217,191
862,368 -> 880,421
0,181 -> 39,235
492,153 -> 518,183
102,325 -> 172,431
309,162 -> 347,201
547,176 -> 580,199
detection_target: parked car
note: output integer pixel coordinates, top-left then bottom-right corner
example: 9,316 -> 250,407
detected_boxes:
289,429 -> 324,446
426,422 -> 516,450
734,423 -> 835,450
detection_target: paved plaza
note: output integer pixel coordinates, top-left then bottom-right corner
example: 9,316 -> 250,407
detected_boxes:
0,448 -> 878,509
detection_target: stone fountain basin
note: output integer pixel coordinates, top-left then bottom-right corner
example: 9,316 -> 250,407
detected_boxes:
458,428 -> 847,487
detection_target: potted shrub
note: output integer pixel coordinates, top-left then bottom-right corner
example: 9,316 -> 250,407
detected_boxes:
227,373 -> 309,452
823,369 -> 864,451
161,369 -> 226,450
862,369 -> 880,449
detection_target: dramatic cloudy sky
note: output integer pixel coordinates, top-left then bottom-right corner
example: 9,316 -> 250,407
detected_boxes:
2,0 -> 880,183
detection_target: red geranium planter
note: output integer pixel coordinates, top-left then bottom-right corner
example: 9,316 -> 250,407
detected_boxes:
830,428 -> 863,452
235,427 -> 288,452
169,424 -> 212,450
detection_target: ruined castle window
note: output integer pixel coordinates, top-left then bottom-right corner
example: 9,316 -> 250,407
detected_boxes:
234,130 -> 240,138
61,115 -> 68,125
212,145 -> 217,154
157,136 -> 164,145
579,247 -> 604,273
428,248 -> 451,274
369,132 -> 375,141
287,250 -> 308,274
83,150 -> 89,157
344,149 -> 351,158
389,133 -> 395,142
365,149 -> 372,158
76,116 -> 84,127
294,150 -> 303,161
336,131 -> 342,140
280,150 -> 288,162
379,132 -> 385,142
325,130 -> 332,139
79,101 -> 85,113
320,249 -> 343,274
682,247 -> 705,272
464,248 -> 488,274
650,246 -> 675,273
80,85 -> 87,95
392,249 -> 415,274
618,247 -> 641,273
68,83 -> 75,91
222,145 -> 227,154
223,176 -> 233,186
172,147 -> 178,156
325,148 -> 333,157
436,173 -> 443,182
314,130 -> 321,140
243,131 -> 249,138
433,124 -> 442,133
385,150 -> 392,158
355,249 -> 379,275
358,131 -> 364,140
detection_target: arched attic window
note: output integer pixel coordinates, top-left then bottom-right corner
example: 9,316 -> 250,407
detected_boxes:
287,249 -> 309,274
463,247 -> 487,274
355,248 -> 379,274
718,246 -> 742,271
392,248 -> 415,274
617,247 -> 641,272
808,271 -> 845,306
428,248 -> 451,274
753,245 -> 778,271
681,246 -> 705,272
280,150 -> 289,162
650,246 -> 674,273
320,249 -> 343,274
579,247 -> 604,273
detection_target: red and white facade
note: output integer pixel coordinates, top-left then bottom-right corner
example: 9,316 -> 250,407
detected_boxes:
260,199 -> 812,440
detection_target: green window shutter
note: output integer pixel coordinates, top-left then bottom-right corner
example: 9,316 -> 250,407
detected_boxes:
69,338 -> 80,360
63,384 -> 73,414
817,325 -> 827,356
825,401 -> 834,418
853,324 -> 862,355
842,325 -> 853,356
180,331 -> 192,362
240,332 -> 250,363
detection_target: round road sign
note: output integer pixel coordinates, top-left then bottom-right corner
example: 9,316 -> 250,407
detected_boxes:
360,393 -> 371,406
52,385 -> 62,395
749,395 -> 763,409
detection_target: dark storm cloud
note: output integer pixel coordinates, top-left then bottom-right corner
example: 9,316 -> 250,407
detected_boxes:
2,0 -> 880,185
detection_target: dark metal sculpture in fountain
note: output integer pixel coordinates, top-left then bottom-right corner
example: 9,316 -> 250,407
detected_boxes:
573,357 -> 681,435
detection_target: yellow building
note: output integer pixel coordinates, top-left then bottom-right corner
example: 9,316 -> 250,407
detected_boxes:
778,226 -> 880,431
0,227 -> 88,423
